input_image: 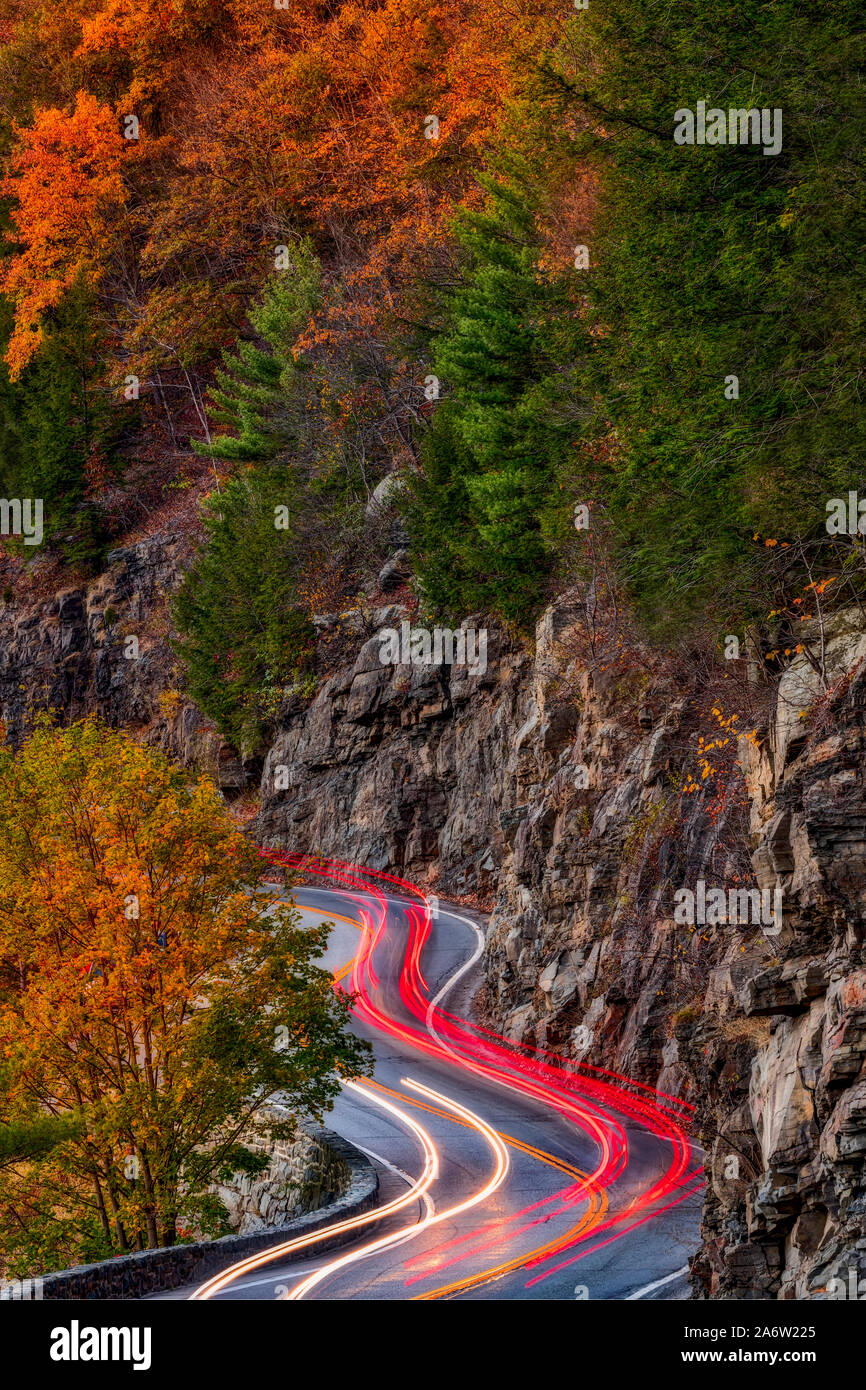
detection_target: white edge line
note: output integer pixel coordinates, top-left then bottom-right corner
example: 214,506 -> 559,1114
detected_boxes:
626,1265 -> 690,1300
221,1146 -> 434,1295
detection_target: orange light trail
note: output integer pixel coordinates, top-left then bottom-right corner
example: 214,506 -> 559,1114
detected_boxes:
360,1074 -> 610,1297
190,1078 -> 438,1301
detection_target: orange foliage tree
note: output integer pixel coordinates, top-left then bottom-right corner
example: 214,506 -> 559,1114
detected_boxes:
0,718 -> 368,1274
0,90 -> 129,378
0,0 -> 568,391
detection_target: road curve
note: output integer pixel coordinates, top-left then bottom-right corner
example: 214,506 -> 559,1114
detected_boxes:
161,856 -> 703,1301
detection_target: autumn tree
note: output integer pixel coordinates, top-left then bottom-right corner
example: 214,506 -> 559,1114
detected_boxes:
0,0 -> 572,591
0,89 -> 128,379
0,0 -> 567,419
0,718 -> 369,1276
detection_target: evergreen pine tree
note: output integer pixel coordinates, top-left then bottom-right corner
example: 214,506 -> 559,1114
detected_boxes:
0,281 -> 122,563
555,0 -> 866,634
177,243 -> 325,749
406,169 -> 585,624
194,241 -> 321,462
173,464 -> 316,752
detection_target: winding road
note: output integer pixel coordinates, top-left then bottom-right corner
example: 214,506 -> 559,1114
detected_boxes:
160,857 -> 703,1301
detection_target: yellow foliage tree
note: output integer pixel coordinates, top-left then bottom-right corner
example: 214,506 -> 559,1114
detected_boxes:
0,717 -> 368,1275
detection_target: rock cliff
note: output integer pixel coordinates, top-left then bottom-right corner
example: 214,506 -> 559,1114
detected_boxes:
255,597 -> 866,1300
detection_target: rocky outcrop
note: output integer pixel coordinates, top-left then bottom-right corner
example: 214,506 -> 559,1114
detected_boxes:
0,531 -> 241,788
255,613 -> 525,897
693,638 -> 866,1300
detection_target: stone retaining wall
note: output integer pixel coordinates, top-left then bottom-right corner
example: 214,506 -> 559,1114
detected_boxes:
213,1111 -> 349,1235
36,1128 -> 377,1300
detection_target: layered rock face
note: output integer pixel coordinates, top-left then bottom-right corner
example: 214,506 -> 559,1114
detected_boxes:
0,531 -> 245,787
257,598 -> 866,1300
255,613 -> 527,897
693,625 -> 866,1300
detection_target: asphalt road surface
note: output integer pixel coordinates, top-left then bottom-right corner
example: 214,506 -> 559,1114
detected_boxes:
157,868 -> 702,1302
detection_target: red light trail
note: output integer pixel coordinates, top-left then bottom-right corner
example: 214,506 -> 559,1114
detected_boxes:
252,852 -> 702,1296
192,853 -> 701,1298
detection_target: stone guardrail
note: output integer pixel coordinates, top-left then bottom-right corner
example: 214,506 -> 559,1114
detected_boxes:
33,1128 -> 378,1301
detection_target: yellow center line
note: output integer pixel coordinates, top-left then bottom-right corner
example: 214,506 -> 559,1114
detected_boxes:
360,1077 -> 608,1301
299,902 -> 607,1299
294,905 -> 364,929
291,902 -> 363,985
